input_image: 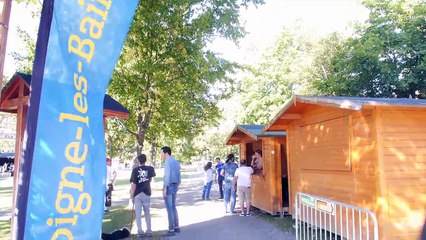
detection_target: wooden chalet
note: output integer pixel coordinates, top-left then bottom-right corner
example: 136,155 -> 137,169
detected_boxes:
263,95 -> 426,239
225,124 -> 288,215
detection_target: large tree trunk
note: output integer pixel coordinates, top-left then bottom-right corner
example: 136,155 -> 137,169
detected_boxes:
136,109 -> 153,151
136,145 -> 142,155
149,145 -> 156,167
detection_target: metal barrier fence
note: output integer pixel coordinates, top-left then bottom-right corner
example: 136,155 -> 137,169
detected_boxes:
295,192 -> 379,240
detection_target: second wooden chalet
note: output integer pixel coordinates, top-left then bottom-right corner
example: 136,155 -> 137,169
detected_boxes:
225,124 -> 287,215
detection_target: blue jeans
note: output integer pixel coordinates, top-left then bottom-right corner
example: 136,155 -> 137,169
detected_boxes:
223,183 -> 236,213
218,177 -> 224,198
164,184 -> 179,231
202,181 -> 213,199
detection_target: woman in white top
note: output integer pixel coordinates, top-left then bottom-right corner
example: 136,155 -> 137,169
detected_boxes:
234,159 -> 254,216
201,161 -> 214,200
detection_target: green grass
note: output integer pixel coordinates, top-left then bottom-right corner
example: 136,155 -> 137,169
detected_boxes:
115,174 -> 188,187
0,206 -> 156,240
0,184 -> 12,221
0,190 -> 12,195
114,179 -> 130,188
0,207 -> 9,212
253,208 -> 295,234
102,206 -> 163,240
154,174 -> 187,182
0,186 -> 12,192
102,206 -> 133,234
0,220 -> 10,240
0,186 -> 12,199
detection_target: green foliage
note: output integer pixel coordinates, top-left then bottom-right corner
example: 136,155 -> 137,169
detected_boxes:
170,137 -> 199,162
15,0 -> 38,3
312,0 -> 426,98
192,125 -> 239,161
9,1 -> 41,76
10,27 -> 36,75
0,220 -> 10,240
206,129 -> 238,159
105,118 -> 137,161
239,25 -> 317,124
109,0 -> 264,153
307,33 -> 348,95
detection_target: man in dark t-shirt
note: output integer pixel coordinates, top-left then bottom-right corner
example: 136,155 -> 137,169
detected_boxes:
130,154 -> 156,238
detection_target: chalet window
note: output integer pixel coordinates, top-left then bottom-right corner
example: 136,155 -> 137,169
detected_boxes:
246,142 -> 263,175
299,116 -> 351,172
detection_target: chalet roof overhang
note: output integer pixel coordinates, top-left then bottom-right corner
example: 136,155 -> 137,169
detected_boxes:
224,125 -> 258,145
225,124 -> 285,145
263,95 -> 426,133
0,72 -> 130,119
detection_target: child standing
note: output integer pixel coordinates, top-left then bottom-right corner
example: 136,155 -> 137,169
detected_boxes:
202,162 -> 214,200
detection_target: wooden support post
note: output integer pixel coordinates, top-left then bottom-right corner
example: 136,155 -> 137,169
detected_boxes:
0,0 -> 12,98
11,81 -> 26,235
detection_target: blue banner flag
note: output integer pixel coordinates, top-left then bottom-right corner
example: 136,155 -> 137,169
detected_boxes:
15,0 -> 139,239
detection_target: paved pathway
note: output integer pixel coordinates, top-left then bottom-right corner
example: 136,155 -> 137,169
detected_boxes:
0,166 -> 296,240
113,166 -> 296,240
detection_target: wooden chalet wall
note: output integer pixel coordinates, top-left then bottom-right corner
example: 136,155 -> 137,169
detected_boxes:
241,137 -> 286,215
376,108 -> 426,239
287,104 -> 426,239
287,106 -> 379,238
239,143 -> 247,160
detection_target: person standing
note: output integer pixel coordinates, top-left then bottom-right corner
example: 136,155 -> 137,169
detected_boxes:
105,157 -> 116,213
251,150 -> 263,172
233,159 -> 254,216
221,154 -> 238,214
201,162 -> 214,200
128,158 -> 140,209
130,154 -> 156,238
214,157 -> 224,199
162,146 -> 181,237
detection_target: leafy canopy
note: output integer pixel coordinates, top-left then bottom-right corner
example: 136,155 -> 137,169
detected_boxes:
312,0 -> 426,98
109,0 -> 264,154
239,25 -> 317,124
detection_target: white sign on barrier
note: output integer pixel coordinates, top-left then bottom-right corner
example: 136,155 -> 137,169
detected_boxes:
295,192 -> 379,240
316,199 -> 335,215
300,194 -> 335,215
301,195 -> 315,207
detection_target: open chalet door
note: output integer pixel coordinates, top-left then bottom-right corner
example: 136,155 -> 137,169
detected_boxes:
281,143 -> 289,211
